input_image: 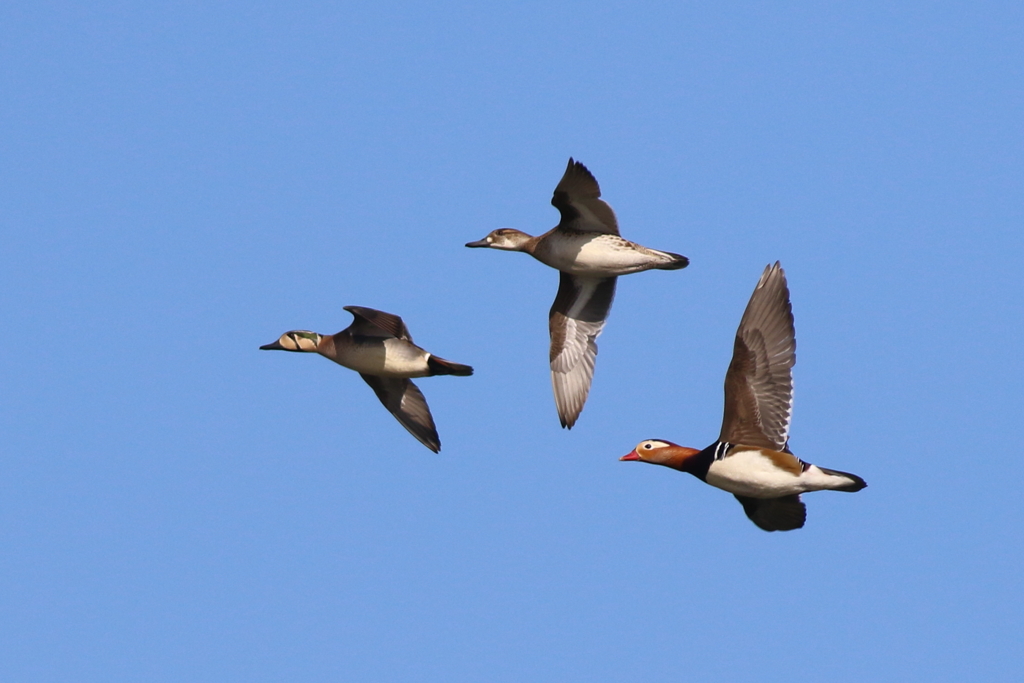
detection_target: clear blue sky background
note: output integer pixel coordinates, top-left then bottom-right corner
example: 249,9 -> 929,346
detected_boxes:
2,2 -> 1022,681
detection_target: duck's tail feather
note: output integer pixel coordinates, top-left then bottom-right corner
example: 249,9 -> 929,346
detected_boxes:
655,251 -> 689,270
818,466 -> 867,492
427,356 -> 474,376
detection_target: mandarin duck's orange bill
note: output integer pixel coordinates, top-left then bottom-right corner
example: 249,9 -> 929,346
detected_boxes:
466,158 -> 688,429
620,263 -> 865,531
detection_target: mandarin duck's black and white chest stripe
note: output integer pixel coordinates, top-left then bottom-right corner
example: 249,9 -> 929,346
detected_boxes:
466,158 -> 689,428
260,306 -> 472,453
621,263 -> 866,532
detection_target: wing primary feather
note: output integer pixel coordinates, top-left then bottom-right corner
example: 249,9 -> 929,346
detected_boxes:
548,274 -> 616,428
550,159 -> 620,235
719,263 -> 795,450
343,306 -> 413,341
359,374 -> 440,452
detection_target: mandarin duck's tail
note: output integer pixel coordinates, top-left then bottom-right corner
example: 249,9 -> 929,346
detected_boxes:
816,466 -> 867,492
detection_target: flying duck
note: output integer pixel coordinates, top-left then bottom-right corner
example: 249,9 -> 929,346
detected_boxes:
260,306 -> 472,453
466,158 -> 688,428
620,263 -> 866,531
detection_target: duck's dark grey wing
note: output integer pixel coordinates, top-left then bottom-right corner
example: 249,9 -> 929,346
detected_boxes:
719,262 -> 795,451
360,374 -> 440,453
548,273 -> 617,428
550,158 -> 620,236
344,306 -> 413,341
734,494 -> 806,532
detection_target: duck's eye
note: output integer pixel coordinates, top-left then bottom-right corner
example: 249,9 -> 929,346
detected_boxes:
643,443 -> 653,450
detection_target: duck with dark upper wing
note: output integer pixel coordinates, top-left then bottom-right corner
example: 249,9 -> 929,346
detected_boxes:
466,158 -> 689,429
620,263 -> 866,531
261,306 -> 472,453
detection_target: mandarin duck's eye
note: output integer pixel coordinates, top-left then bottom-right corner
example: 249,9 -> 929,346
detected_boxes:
643,443 -> 653,450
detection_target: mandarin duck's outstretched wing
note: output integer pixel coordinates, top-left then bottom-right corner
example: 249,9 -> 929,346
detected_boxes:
719,262 -> 795,451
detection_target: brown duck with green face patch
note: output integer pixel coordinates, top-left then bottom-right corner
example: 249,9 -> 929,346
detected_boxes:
620,263 -> 866,532
466,158 -> 689,429
261,306 -> 472,453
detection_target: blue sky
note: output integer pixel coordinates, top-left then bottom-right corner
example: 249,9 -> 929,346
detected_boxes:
2,1 -> 1022,681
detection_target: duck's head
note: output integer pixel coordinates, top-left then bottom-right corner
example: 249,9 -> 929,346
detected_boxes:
260,330 -> 322,352
621,439 -> 702,471
465,228 -> 533,251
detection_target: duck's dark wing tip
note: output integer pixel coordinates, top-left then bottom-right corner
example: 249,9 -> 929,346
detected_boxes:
359,374 -> 441,453
734,494 -> 806,531
549,159 -> 619,235
552,383 -> 585,429
344,306 -> 412,340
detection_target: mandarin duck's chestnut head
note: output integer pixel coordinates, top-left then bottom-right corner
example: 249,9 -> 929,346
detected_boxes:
621,440 -> 703,472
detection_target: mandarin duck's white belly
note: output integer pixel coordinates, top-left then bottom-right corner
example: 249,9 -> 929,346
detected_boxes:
705,447 -> 849,498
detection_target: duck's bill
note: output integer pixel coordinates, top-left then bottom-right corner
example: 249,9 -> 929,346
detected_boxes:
259,341 -> 285,350
620,451 -> 641,461
464,238 -> 489,248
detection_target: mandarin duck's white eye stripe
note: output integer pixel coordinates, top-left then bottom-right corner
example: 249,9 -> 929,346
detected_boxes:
466,159 -> 688,429
259,306 -> 472,453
